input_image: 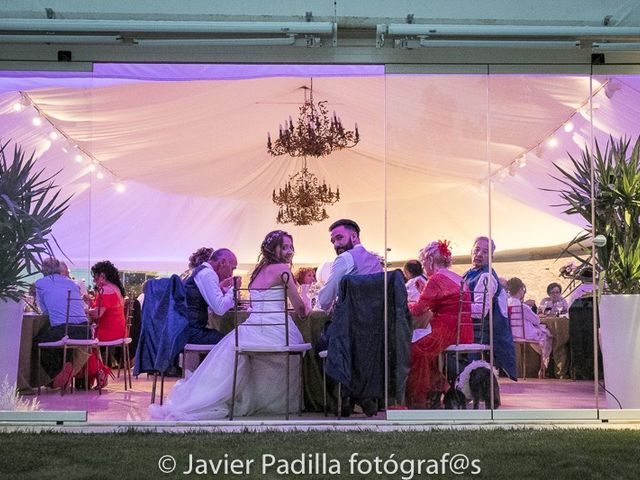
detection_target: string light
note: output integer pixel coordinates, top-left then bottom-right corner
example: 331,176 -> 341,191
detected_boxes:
13,91 -> 125,192
481,80 -> 613,184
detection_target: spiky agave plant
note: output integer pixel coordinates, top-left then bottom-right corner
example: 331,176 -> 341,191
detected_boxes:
0,140 -> 72,302
547,135 -> 640,294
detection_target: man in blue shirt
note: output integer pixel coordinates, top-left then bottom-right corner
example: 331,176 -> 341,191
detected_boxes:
34,257 -> 90,389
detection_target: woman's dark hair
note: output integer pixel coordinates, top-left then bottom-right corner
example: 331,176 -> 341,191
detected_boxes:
403,260 -> 423,279
91,260 -> 125,297
506,277 -> 525,296
546,282 -> 562,295
249,230 -> 293,286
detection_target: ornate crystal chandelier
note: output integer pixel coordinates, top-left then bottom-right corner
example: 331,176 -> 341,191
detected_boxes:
267,79 -> 358,225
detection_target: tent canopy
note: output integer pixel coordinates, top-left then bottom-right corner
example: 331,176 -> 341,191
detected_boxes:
1,64 -> 632,272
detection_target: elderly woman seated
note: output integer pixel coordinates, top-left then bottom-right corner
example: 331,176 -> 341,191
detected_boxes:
406,240 -> 473,409
506,277 -> 553,378
539,282 -> 569,316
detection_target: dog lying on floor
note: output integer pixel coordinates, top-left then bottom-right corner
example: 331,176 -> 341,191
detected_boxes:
444,360 -> 501,410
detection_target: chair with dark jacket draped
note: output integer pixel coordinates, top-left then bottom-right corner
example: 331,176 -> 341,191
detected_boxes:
133,275 -> 189,404
324,270 -> 412,416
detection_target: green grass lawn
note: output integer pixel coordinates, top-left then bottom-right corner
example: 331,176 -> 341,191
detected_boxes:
1,429 -> 638,479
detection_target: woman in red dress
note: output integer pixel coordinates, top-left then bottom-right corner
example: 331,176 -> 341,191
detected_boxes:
407,240 -> 473,409
81,261 -> 127,388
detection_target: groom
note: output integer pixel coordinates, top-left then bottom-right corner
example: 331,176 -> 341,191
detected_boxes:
317,219 -> 382,311
317,219 -> 383,417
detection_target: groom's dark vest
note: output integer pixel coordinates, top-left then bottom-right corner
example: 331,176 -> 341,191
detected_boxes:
183,264 -> 209,329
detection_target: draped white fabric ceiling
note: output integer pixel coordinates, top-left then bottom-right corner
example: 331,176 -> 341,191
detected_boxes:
0,64 -> 632,272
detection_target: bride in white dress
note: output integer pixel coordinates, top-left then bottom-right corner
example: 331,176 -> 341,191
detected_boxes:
149,230 -> 310,420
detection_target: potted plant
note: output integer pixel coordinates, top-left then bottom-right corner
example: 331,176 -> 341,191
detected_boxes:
0,139 -> 71,385
549,135 -> 640,408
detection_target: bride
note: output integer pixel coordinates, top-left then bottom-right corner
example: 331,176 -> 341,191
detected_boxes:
149,230 -> 310,420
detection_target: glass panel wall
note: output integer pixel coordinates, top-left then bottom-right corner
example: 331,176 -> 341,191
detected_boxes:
385,66 -> 609,417
0,67 -> 94,401
591,68 -> 640,410
384,68 -> 491,415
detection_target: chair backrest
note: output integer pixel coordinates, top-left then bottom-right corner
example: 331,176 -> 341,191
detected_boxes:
455,277 -> 488,345
326,270 -> 412,404
64,289 -> 92,339
123,296 -> 134,337
507,298 -> 526,339
134,275 -> 189,375
232,272 -> 290,347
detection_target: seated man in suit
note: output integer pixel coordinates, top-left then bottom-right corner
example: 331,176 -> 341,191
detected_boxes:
182,248 -> 240,374
463,236 -> 517,380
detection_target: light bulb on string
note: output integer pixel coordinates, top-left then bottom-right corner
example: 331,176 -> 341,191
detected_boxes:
32,117 -> 42,127
546,136 -> 559,148
49,131 -> 59,140
96,171 -> 104,180
115,182 -> 125,193
74,154 -> 84,163
564,121 -> 574,133
88,163 -> 96,172
12,102 -> 22,112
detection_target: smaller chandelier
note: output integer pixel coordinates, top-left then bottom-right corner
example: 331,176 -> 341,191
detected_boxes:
272,163 -> 340,226
267,79 -> 359,158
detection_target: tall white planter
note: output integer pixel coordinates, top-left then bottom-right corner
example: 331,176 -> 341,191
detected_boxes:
0,299 -> 25,385
599,294 -> 640,409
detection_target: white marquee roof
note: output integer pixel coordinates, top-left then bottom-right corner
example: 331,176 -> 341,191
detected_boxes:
1,64 -> 635,272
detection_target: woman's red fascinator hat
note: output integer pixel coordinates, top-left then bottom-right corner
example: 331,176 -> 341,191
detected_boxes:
437,239 -> 452,258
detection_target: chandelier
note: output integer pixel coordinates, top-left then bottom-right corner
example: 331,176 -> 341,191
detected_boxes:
268,79 -> 357,225
272,161 -> 340,226
267,79 -> 360,158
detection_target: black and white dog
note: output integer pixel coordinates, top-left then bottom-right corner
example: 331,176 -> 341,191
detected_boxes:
444,360 -> 501,410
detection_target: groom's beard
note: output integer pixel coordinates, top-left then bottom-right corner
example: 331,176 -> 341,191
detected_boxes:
334,239 -> 354,255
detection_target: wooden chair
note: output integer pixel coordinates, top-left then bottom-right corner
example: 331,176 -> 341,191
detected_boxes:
96,296 -> 134,390
229,272 -> 311,420
37,290 -> 99,395
508,299 -> 542,379
441,278 -> 490,381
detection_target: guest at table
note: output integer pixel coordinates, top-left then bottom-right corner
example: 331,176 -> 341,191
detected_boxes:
403,259 -> 427,304
180,246 -> 214,280
89,261 -> 127,342
183,248 -> 239,342
80,260 -> 128,388
317,219 -> 383,311
33,257 -> 90,390
539,282 -> 569,316
407,240 -> 472,409
506,277 -> 553,378
295,266 -> 317,311
463,236 -> 517,380
295,267 -> 317,286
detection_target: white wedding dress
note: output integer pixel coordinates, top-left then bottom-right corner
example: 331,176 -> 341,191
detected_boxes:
148,286 -> 305,420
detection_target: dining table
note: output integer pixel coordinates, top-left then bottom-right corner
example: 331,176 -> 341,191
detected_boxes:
208,309 -> 337,413
17,313 -> 50,391
539,314 -> 571,379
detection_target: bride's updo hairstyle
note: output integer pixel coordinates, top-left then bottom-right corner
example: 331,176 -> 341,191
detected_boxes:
249,230 -> 293,285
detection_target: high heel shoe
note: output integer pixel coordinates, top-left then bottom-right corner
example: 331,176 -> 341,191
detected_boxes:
52,362 -> 73,390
